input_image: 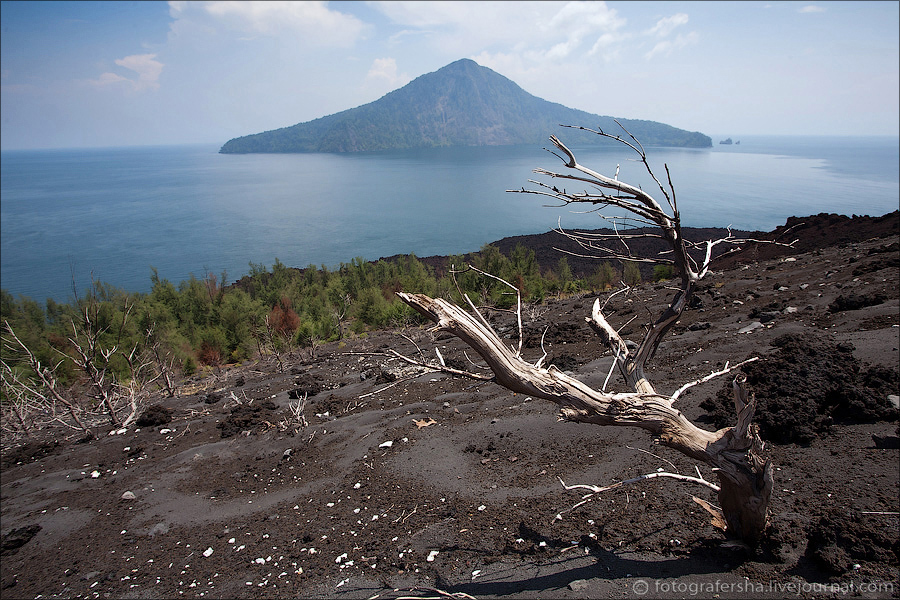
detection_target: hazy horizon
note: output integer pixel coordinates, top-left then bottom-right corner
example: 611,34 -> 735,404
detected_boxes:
3,133 -> 899,155
2,1 -> 898,152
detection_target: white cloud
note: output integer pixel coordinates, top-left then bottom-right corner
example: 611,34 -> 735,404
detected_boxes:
645,13 -> 689,37
364,57 -> 410,89
116,54 -> 164,91
645,32 -> 699,60
373,1 -> 626,60
641,12 -> 696,60
388,29 -> 429,46
168,0 -> 367,46
90,54 -> 163,91
799,5 -> 826,13
371,1 -> 475,28
89,72 -> 131,87
588,31 -> 629,61
546,1 -> 627,61
373,0 -> 633,91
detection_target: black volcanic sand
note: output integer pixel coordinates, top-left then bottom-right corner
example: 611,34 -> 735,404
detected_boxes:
2,214 -> 898,599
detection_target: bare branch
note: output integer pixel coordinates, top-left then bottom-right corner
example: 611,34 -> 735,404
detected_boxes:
3,320 -> 94,437
393,124 -> 776,544
670,357 -> 761,402
559,472 -> 720,495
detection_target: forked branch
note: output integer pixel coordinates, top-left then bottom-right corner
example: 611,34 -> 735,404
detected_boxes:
395,124 -> 775,544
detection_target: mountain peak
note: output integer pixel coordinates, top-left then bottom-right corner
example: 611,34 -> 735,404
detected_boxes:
220,61 -> 710,153
443,57 -> 479,68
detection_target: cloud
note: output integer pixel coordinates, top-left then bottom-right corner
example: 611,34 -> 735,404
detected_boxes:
90,53 -> 164,91
546,1 -> 627,60
645,13 -> 689,37
169,0 -> 367,46
645,32 -> 699,60
588,31 -> 629,61
370,1 -> 475,28
798,5 -> 826,13
387,29 -> 430,46
116,54 -> 164,91
641,12 -> 696,60
373,1 -> 626,60
364,57 -> 410,89
89,72 -> 131,87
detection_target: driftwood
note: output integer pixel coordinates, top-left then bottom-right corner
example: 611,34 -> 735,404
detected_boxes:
395,123 -> 785,544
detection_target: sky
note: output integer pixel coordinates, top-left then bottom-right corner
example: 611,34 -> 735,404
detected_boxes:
1,1 -> 898,150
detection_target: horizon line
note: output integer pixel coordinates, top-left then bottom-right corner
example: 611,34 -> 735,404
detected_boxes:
4,133 -> 899,153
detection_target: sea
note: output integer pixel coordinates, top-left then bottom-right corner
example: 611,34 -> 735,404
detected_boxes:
1,135 -> 898,304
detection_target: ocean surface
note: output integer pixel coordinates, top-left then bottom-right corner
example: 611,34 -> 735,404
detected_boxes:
2,135 -> 898,303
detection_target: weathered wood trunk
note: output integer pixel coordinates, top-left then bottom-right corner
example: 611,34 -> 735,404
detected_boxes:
392,125 -> 781,544
396,292 -> 773,545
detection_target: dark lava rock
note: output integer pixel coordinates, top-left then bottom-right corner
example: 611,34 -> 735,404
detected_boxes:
828,293 -> 886,313
202,392 -> 223,405
292,373 -> 322,396
806,510 -> 900,573
702,332 -> 900,444
872,434 -> 900,449
136,404 -> 173,427
1,525 -> 41,556
217,401 -> 279,438
1,441 -> 61,468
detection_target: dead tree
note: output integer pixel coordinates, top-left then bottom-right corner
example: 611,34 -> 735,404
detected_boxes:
117,328 -> 173,428
261,314 -> 287,373
0,360 -> 38,438
395,124 -> 788,545
2,320 -> 94,438
146,326 -> 178,398
66,295 -> 136,427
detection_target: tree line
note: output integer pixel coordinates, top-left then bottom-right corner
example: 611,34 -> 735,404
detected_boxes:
0,244 -> 657,439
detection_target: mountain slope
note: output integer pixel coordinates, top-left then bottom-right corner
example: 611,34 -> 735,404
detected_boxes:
220,59 -> 711,153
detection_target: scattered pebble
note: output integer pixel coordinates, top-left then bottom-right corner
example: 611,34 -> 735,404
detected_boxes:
738,321 -> 764,334
568,579 -> 589,591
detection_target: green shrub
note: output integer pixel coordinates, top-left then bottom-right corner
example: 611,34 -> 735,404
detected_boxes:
653,265 -> 676,281
183,355 -> 197,376
623,261 -> 642,286
593,262 -> 618,291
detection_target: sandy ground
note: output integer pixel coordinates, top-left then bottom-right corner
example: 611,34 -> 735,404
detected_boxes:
2,215 -> 898,599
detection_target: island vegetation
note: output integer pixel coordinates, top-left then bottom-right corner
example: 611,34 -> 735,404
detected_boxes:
220,59 -> 711,154
1,244 -> 652,397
